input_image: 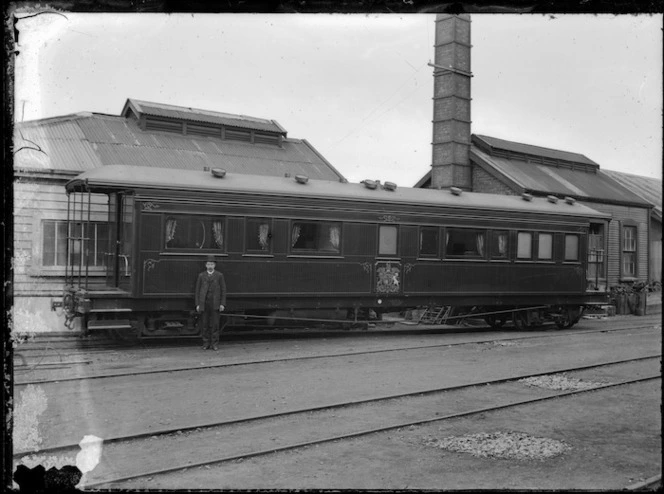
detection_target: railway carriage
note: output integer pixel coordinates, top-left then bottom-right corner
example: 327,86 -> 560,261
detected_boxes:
60,165 -> 610,337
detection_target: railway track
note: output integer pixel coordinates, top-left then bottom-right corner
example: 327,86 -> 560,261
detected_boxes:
13,323 -> 660,387
40,359 -> 660,489
12,314 -> 660,355
14,355 -> 660,462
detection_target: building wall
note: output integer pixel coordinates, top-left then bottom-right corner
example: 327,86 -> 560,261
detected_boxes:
581,202 -> 649,287
13,178 -> 108,334
467,164 -> 651,289
472,165 -> 519,196
650,218 -> 662,282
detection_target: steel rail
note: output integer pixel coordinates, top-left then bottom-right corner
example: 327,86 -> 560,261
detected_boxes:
83,374 -> 661,488
12,315 -> 660,355
14,324 -> 660,387
625,474 -> 662,491
13,355 -> 661,459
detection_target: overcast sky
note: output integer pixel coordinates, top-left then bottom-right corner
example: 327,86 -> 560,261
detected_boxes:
14,13 -> 663,186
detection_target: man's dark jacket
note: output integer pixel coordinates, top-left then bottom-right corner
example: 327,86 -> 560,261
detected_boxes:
195,270 -> 227,309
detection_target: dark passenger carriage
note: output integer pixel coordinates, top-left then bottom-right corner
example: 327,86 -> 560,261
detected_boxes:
61,165 -> 610,337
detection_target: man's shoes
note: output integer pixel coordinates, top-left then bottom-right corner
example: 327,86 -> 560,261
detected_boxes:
211,345 -> 219,351
202,345 -> 210,350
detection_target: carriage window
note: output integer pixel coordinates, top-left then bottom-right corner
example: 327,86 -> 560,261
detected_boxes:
378,225 -> 398,256
246,218 -> 272,253
165,215 -> 225,250
445,228 -> 486,258
538,233 -> 553,260
291,221 -> 341,253
564,234 -> 579,261
490,231 -> 509,259
517,232 -> 533,259
419,227 -> 439,257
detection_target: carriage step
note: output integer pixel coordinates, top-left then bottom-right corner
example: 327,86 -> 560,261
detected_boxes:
419,306 -> 451,325
89,308 -> 133,313
87,319 -> 133,330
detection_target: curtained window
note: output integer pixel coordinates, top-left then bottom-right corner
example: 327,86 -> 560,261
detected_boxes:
445,228 -> 486,258
165,215 -> 225,250
292,221 -> 341,253
246,218 -> 271,252
491,231 -> 508,259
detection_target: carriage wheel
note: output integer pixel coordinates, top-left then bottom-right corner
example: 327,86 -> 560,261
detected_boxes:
512,310 -> 528,330
555,314 -> 573,329
484,315 -> 506,329
555,307 -> 580,329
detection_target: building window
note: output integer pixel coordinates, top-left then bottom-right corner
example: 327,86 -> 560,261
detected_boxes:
42,220 -> 109,267
564,234 -> 580,261
490,231 -> 509,259
588,223 -> 605,281
165,215 -> 225,250
246,218 -> 272,253
537,233 -> 553,260
622,225 -> 637,277
517,232 -> 533,259
445,228 -> 486,258
291,221 -> 341,253
378,225 -> 398,256
419,227 -> 439,257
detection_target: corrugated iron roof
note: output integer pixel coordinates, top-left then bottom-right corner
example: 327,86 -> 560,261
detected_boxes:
413,134 -> 650,209
123,99 -> 285,134
471,147 -> 649,207
473,134 -> 599,168
68,165 -> 610,221
601,169 -> 662,221
13,112 -> 345,182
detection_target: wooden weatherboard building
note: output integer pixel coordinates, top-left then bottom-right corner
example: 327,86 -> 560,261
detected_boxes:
601,169 -> 662,284
12,99 -> 347,334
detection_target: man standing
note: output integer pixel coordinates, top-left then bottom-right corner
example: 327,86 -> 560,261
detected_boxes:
195,255 -> 226,351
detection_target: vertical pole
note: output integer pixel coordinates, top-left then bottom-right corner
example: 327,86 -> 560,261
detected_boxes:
85,184 -> 91,290
72,191 -> 78,287
65,193 -> 71,286
595,248 -> 599,290
79,187 -> 84,287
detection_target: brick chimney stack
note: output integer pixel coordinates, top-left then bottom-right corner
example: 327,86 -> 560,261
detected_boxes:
430,14 -> 472,190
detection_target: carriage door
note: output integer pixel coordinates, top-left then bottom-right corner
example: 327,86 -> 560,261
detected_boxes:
106,193 -> 134,289
375,224 -> 402,295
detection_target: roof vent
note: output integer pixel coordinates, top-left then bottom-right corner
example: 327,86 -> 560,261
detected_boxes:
521,193 -> 533,202
450,187 -> 463,196
362,180 -> 378,190
565,196 -> 576,205
295,175 -> 309,184
547,195 -> 559,204
211,168 -> 226,178
383,181 -> 397,191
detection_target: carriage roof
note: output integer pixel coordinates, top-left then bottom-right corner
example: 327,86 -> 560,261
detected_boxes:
67,165 -> 610,220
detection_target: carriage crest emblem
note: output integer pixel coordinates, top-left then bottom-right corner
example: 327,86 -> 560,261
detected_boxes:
375,262 -> 401,294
